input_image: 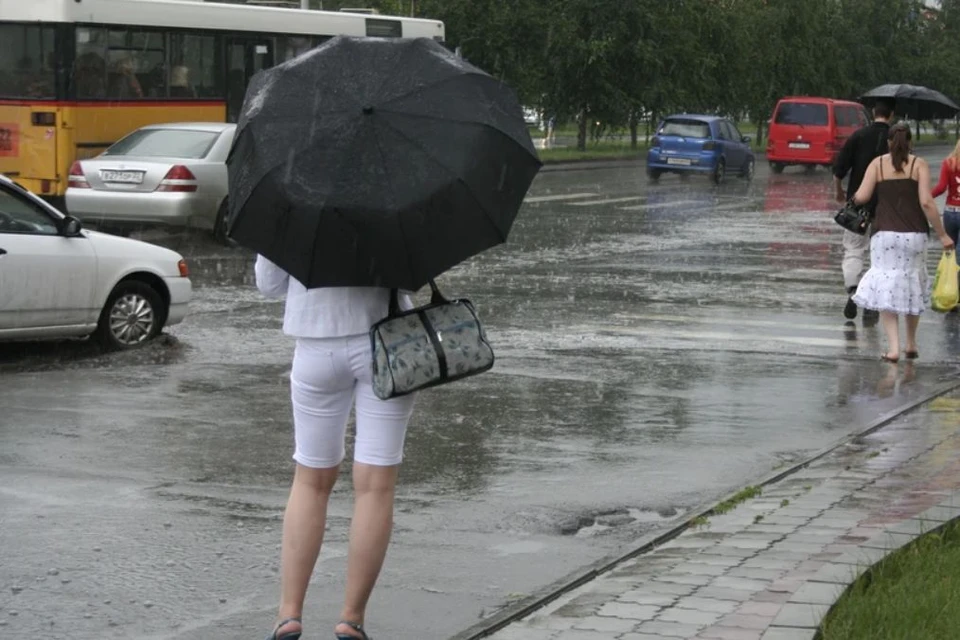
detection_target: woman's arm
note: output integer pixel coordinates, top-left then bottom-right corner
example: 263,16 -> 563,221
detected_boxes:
932,159 -> 950,198
917,159 -> 954,249
852,158 -> 880,205
254,255 -> 290,298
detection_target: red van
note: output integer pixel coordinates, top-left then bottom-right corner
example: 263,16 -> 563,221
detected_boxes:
766,97 -> 871,173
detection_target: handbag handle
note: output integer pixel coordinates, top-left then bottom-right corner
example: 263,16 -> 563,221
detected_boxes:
388,280 -> 448,317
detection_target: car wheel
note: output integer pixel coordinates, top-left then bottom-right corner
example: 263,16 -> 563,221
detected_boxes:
712,158 -> 726,185
213,199 -> 235,246
740,159 -> 755,180
647,169 -> 662,182
770,162 -> 785,174
95,281 -> 165,350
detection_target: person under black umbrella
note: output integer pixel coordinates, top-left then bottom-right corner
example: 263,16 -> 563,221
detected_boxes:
236,37 -> 541,640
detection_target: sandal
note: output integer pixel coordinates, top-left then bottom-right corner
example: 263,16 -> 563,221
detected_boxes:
266,617 -> 302,640
905,351 -> 919,360
335,620 -> 371,640
881,354 -> 899,364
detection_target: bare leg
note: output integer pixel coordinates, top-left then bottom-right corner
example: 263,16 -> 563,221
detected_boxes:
336,462 -> 400,637
275,463 -> 340,636
880,311 -> 900,360
905,314 -> 920,354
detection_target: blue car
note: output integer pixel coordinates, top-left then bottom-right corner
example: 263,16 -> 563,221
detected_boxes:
646,115 -> 755,185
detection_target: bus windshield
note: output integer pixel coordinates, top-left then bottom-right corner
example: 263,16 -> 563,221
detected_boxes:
0,25 -> 57,99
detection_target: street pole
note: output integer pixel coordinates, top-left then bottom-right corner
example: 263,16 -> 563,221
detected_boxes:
300,0 -> 309,9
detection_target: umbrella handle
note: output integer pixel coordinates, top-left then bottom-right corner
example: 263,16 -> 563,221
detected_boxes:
387,280 -> 449,316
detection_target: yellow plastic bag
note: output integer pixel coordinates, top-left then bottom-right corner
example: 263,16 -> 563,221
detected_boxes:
932,250 -> 960,312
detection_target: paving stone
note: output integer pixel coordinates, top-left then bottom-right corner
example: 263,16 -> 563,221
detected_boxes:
831,546 -> 889,567
888,517 -> 941,536
634,620 -> 706,637
554,631 -> 612,639
711,576 -> 769,593
662,537 -> 721,550
779,533 -> 839,545
670,562 -> 730,576
757,516 -> 811,527
807,562 -> 864,585
657,573 -> 715,587
760,628 -> 816,640
745,525 -> 798,535
686,555 -> 747,568
860,530 -> 916,551
770,602 -> 830,628
736,601 -> 783,617
726,567 -> 784,581
621,634 -> 682,640
491,625 -> 558,640
572,615 -> 638,632
694,587 -> 757,602
717,613 -> 774,630
657,608 -> 722,626
525,616 -> 576,632
719,537 -> 775,550
644,581 -> 699,596
740,557 -> 801,571
696,624 -> 764,639
619,591 -> 679,607
788,581 -> 845,606
595,603 -> 660,622
672,596 -> 740,614
768,542 -> 826,555
752,590 -> 792,604
700,546 -> 760,559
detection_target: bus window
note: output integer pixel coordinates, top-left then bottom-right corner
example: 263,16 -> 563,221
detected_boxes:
169,33 -> 222,98
76,27 -> 166,99
277,36 -> 315,63
0,25 -> 57,99
365,19 -> 402,38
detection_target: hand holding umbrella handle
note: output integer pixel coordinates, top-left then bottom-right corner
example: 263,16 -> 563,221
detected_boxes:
388,280 -> 449,316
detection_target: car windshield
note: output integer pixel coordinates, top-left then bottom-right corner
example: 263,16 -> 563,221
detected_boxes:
775,103 -> 829,126
659,120 -> 710,139
103,129 -> 220,158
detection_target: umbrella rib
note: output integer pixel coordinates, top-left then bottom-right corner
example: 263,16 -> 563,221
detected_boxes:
377,116 -> 511,244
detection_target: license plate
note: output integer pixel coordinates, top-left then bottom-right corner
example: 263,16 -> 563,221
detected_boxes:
788,142 -> 810,150
100,170 -> 144,184
666,158 -> 692,166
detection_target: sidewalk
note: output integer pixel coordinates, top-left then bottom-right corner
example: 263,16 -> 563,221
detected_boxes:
482,389 -> 960,640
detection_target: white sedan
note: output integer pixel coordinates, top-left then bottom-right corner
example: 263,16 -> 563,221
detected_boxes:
0,175 -> 192,350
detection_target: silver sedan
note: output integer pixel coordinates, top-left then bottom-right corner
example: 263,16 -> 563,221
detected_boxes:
65,122 -> 236,242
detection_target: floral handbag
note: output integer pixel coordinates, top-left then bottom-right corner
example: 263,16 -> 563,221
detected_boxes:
370,281 -> 494,400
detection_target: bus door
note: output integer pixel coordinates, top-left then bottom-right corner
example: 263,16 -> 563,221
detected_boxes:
226,38 -> 274,123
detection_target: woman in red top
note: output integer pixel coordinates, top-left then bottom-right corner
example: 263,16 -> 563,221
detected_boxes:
933,141 -> 960,259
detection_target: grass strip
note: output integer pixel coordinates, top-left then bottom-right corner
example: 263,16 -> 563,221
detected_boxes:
819,518 -> 960,639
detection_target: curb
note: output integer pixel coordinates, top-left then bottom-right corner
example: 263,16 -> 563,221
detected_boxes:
450,376 -> 960,640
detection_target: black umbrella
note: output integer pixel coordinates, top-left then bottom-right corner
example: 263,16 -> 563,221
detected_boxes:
859,84 -> 960,121
226,36 -> 541,290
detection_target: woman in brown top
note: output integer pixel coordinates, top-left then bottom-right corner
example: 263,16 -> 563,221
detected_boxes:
851,123 -> 954,363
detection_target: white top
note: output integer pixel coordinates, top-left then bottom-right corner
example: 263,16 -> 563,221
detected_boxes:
254,255 -> 412,338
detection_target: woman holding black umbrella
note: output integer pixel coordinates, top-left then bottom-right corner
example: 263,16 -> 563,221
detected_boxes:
257,255 -> 416,640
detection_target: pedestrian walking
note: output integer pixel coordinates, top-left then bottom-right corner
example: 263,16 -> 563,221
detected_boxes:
849,123 -> 954,362
833,99 -> 894,322
932,139 -> 960,261
257,255 -> 417,640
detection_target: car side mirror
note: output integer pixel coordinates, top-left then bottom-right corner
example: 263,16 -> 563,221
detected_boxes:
742,136 -> 751,144
60,215 -> 83,237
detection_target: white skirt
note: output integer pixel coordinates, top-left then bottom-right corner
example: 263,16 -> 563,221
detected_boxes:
852,231 -> 929,315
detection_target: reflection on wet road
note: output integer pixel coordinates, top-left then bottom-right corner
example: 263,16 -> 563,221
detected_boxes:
3,156 -> 960,639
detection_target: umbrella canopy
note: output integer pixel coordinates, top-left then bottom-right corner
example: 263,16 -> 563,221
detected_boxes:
859,84 -> 960,121
226,36 -> 542,290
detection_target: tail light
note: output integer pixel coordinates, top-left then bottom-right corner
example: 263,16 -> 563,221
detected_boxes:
702,140 -> 716,151
651,136 -> 661,147
68,161 -> 90,189
178,259 -> 190,277
156,165 -> 198,193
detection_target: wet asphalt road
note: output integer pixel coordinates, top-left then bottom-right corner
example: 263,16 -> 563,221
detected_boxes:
3,152 -> 960,639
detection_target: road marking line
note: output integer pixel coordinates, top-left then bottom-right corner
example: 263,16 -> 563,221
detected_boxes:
609,313 -> 856,333
566,196 -> 646,206
524,192 -> 598,203
618,199 -> 704,211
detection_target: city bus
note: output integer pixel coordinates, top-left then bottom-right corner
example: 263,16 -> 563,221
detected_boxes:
0,0 -> 445,200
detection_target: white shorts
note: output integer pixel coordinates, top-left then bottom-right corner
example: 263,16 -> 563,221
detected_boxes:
290,334 -> 416,468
